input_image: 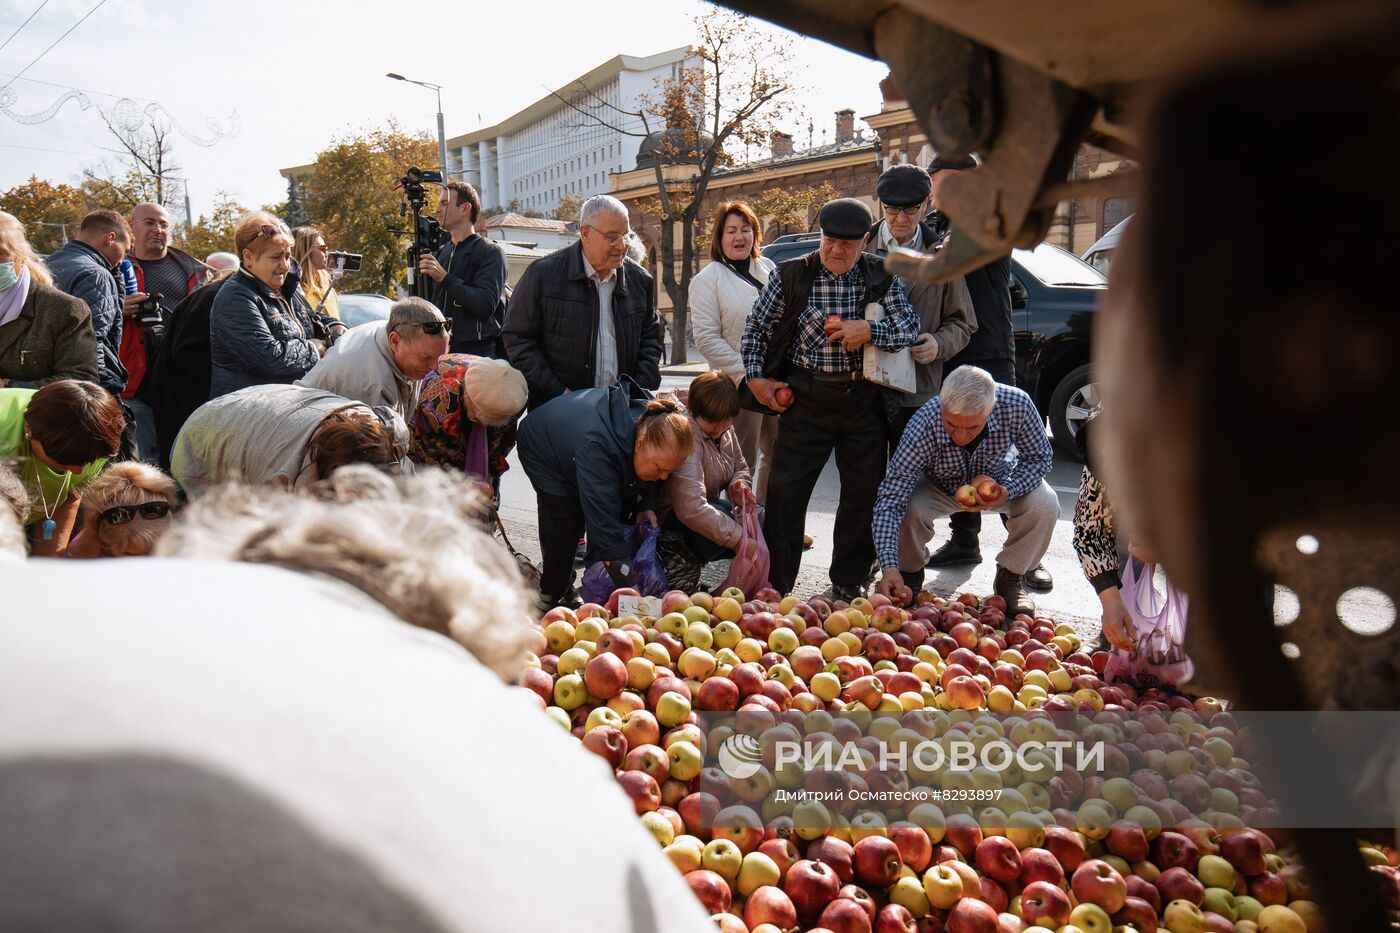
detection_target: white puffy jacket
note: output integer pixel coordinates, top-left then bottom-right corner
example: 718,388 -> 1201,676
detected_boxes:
689,256 -> 776,383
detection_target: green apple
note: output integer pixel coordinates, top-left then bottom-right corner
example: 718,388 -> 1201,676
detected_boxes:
655,691 -> 692,727
683,622 -> 714,650
1197,854 -> 1237,890
575,617 -> 607,643
553,673 -> 587,710
811,671 -> 841,701
557,646 -> 590,675
1101,777 -> 1137,814
792,799 -> 832,841
657,612 -> 688,636
768,664 -> 795,688
682,605 -> 710,625
1165,749 -> 1197,776
736,850 -> 781,896
667,740 -> 703,782
1068,902 -> 1112,933
702,837 -> 743,881
1162,899 -> 1208,933
1234,896 -> 1264,922
1124,805 -> 1163,840
768,627 -> 799,655
712,621 -> 742,650
889,875 -> 931,916
1201,887 -> 1237,922
544,619 -> 576,653
585,706 -> 623,731
639,810 -> 674,846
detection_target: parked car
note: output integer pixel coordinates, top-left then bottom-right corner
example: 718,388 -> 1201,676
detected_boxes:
761,233 -> 1106,457
336,293 -> 392,329
1081,215 -> 1131,277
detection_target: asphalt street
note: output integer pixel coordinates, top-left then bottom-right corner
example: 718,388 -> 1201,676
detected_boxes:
496,368 -> 1103,630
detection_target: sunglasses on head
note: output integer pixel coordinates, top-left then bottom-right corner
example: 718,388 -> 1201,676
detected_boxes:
252,223 -> 290,241
99,501 -> 173,526
394,320 -> 453,336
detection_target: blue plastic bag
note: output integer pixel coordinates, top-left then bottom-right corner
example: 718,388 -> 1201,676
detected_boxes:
580,525 -> 668,604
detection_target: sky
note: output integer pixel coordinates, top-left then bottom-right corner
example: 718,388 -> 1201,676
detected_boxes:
0,0 -> 890,220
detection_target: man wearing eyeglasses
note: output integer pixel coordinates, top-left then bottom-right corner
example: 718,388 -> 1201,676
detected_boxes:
298,297 -> 450,423
864,164 -> 976,447
503,195 -> 662,411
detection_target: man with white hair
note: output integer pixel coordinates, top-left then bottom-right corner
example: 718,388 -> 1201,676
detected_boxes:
298,297 -> 450,422
204,252 -> 239,273
872,365 -> 1058,614
503,194 -> 662,411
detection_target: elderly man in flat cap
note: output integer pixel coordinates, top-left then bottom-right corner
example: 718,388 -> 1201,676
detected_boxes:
739,197 -> 921,599
922,155 -> 1055,594
865,163 -> 977,448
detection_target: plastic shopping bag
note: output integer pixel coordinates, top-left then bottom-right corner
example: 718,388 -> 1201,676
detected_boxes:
580,525 -> 668,604
719,507 -> 770,598
1104,558 -> 1194,689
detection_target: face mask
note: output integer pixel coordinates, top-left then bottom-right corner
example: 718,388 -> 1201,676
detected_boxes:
0,262 -> 17,292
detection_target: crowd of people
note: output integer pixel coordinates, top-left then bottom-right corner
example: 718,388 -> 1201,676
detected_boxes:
3,159 -> 1123,630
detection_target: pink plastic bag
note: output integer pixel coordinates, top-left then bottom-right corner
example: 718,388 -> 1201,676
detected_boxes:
719,507 -> 770,598
1104,558 -> 1194,689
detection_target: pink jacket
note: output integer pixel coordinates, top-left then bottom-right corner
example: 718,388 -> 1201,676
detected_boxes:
665,416 -> 751,548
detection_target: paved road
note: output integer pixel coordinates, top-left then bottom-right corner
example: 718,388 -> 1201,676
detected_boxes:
496,370 -> 1104,633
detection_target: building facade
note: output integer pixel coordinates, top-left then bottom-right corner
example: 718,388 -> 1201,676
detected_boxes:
447,48 -> 694,214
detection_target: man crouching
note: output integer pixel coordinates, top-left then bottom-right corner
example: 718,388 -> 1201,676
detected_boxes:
872,366 -> 1059,615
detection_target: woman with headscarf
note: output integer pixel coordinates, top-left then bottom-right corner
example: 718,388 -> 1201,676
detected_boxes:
409,354 -> 528,494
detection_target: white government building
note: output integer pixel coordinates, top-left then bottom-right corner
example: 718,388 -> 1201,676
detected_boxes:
447,47 -> 693,214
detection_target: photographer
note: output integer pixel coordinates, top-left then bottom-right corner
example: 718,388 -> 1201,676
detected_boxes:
416,181 -> 508,358
292,226 -> 340,320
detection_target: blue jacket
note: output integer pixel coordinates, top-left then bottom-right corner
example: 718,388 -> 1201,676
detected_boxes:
208,269 -> 321,398
46,240 -> 127,392
517,377 -> 658,561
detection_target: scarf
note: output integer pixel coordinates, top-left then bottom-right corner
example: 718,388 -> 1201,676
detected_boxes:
0,265 -> 30,328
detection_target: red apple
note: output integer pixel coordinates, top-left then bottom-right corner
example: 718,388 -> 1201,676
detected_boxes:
975,836 -> 1022,884
677,791 -> 721,839
947,897 -> 999,933
1112,896 -> 1160,933
684,869 -> 731,914
759,837 -> 800,878
1106,820 -> 1150,862
1044,826 -> 1086,872
876,904 -> 918,933
1018,847 -> 1065,887
819,896 -> 875,933
615,770 -> 659,814
837,884 -> 879,923
1072,859 -> 1128,913
853,835 -> 903,889
623,743 -> 669,783
696,675 -> 740,712
1248,870 -> 1287,906
944,813 -> 984,856
745,884 -> 799,930
1220,829 -> 1273,877
889,822 -> 933,873
581,725 -> 627,768
807,836 -> 855,883
775,386 -> 795,408
1020,880 -> 1072,929
1126,874 -> 1162,912
1156,866 -> 1205,906
786,858 -> 842,921
1150,831 -> 1201,873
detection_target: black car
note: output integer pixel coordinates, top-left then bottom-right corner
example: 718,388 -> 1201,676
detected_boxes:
761,234 -> 1106,457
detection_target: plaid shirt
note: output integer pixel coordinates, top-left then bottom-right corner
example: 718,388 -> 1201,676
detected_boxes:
873,385 -> 1053,569
740,263 -> 919,380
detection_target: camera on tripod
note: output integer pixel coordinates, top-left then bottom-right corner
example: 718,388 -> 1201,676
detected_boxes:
396,165 -> 449,300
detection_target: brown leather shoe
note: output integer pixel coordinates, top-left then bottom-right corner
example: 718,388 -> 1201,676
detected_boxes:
993,566 -> 1036,618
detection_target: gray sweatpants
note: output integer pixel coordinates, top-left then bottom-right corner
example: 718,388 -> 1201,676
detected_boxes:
899,478 -> 1060,575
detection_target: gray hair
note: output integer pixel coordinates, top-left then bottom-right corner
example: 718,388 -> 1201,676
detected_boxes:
388,296 -> 444,334
625,232 -> 647,265
579,194 -> 629,228
940,365 -> 997,415
154,465 -> 535,681
205,251 -> 239,272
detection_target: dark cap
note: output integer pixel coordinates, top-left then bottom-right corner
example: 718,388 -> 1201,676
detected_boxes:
817,198 -> 874,240
927,153 -> 979,174
876,164 -> 932,207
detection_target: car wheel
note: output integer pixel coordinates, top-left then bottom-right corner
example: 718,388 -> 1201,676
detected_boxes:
1048,363 -> 1098,459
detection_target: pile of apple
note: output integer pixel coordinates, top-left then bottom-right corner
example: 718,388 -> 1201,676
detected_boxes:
518,586 -> 1400,933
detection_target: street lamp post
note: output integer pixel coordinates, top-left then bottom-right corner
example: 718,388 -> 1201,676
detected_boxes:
387,73 -> 449,179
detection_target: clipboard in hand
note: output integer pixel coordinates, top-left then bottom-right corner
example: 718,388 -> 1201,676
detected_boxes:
862,301 -> 916,393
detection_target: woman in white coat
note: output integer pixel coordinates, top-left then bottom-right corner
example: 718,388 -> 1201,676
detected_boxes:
689,201 -> 778,502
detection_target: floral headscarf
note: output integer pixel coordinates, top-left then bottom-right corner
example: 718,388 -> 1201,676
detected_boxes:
410,354 -> 517,480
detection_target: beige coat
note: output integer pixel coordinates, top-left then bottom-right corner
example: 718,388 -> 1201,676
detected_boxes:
689,256 -> 776,384
665,417 -> 752,548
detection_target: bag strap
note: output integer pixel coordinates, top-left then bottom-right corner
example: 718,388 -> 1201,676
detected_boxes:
491,506 -> 526,559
